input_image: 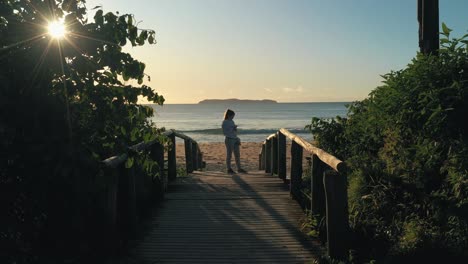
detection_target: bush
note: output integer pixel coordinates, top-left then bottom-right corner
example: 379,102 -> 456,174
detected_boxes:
307,26 -> 468,262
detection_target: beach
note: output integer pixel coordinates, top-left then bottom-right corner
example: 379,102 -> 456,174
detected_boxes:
175,142 -> 311,173
154,102 -> 343,174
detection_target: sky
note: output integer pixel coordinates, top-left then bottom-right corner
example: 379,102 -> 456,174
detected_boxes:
85,0 -> 468,104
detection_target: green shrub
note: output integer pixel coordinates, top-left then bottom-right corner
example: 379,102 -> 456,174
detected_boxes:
307,26 -> 468,262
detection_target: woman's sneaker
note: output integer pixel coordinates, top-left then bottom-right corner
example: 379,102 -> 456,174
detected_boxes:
227,168 -> 235,174
237,168 -> 247,173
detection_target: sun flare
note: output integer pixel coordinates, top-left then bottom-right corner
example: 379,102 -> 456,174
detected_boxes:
48,20 -> 66,39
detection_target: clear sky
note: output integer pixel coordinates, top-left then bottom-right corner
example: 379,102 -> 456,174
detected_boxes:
85,0 -> 468,104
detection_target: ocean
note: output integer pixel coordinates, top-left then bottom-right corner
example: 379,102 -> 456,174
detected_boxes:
149,102 -> 349,142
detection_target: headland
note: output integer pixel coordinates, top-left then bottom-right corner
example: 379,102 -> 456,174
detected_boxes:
198,98 -> 277,104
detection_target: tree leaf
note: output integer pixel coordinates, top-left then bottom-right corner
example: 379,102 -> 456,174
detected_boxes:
125,157 -> 134,168
440,38 -> 450,44
94,10 -> 103,25
442,22 -> 452,36
131,128 -> 138,141
128,15 -> 133,26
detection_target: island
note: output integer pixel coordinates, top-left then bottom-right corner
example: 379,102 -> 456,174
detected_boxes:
198,99 -> 277,104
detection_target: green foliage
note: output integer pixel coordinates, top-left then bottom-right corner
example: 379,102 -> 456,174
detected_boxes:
301,210 -> 323,240
176,165 -> 188,177
306,116 -> 348,160
307,29 -> 468,262
0,0 -> 164,262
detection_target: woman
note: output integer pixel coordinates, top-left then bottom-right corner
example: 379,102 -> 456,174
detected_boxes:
222,109 -> 247,174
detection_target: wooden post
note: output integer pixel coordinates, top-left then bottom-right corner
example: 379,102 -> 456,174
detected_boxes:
184,139 -> 193,173
151,142 -> 166,197
272,135 -> 278,176
168,132 -> 177,181
192,141 -> 198,170
103,167 -> 119,249
311,154 -> 326,216
290,141 -> 303,200
258,151 -> 262,170
198,151 -> 203,169
260,143 -> 265,170
323,170 -> 349,261
117,161 -> 136,239
265,139 -> 272,173
127,166 -> 137,235
418,0 -> 439,54
278,132 -> 286,181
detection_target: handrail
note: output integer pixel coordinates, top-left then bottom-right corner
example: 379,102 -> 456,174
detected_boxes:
102,153 -> 128,169
279,128 -> 345,173
259,128 -> 348,261
97,129 -> 204,249
101,129 -> 203,171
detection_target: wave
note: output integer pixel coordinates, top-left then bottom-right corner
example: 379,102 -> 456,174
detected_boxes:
179,128 -> 310,135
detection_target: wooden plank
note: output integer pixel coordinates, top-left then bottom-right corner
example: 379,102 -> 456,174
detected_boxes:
129,170 -> 322,263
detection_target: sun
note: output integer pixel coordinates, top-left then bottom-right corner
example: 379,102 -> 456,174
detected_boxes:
48,20 -> 66,39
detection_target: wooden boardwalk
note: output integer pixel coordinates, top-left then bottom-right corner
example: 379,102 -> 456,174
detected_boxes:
129,170 -> 322,264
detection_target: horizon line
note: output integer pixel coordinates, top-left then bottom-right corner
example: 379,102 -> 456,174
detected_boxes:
144,100 -> 355,105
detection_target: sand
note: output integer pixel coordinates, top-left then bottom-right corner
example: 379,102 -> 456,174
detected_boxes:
174,142 -> 312,173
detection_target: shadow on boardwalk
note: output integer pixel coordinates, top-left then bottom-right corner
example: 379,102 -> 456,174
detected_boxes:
120,170 -> 323,264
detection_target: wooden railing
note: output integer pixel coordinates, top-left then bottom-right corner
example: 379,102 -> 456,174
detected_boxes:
259,128 -> 348,260
99,129 -> 203,249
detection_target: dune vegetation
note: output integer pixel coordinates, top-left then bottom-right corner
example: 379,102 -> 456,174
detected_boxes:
307,26 -> 468,262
